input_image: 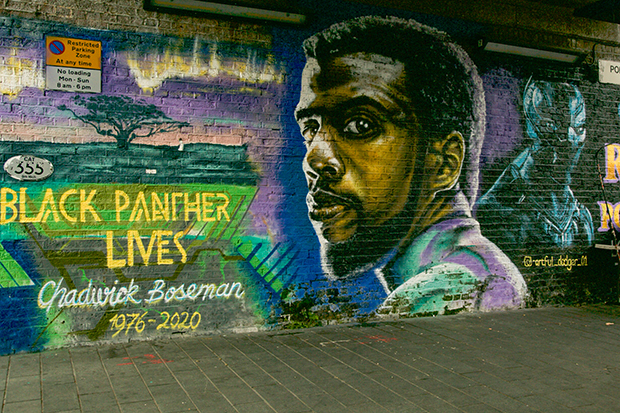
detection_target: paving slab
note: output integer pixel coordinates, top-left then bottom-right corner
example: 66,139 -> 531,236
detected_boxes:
1,305 -> 620,412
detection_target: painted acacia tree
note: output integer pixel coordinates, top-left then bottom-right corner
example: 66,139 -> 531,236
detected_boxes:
58,95 -> 190,149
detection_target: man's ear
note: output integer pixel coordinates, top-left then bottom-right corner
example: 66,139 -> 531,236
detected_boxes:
425,131 -> 465,193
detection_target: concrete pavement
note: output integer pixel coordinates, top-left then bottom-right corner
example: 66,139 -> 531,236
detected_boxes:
2,305 -> 620,412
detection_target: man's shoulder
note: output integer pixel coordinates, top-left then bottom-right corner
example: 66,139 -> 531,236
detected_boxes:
382,217 -> 527,316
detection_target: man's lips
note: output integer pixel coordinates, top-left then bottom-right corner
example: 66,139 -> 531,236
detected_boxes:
307,189 -> 355,222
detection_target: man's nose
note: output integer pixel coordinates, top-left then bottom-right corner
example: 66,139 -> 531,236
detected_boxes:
304,128 -> 344,181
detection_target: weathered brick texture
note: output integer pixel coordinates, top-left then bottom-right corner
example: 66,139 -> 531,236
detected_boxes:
0,0 -> 618,354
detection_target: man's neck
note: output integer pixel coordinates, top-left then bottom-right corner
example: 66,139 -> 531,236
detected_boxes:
398,190 -> 471,250
321,190 -> 472,281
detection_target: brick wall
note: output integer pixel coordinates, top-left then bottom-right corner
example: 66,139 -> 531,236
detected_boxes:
0,0 -> 618,354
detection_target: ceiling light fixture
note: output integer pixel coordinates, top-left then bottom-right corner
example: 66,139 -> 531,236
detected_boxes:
145,0 -> 307,25
483,41 -> 580,63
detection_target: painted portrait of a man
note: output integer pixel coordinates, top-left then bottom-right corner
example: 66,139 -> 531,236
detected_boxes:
295,16 -> 527,315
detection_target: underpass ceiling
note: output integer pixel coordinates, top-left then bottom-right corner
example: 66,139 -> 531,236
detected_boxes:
344,0 -> 620,57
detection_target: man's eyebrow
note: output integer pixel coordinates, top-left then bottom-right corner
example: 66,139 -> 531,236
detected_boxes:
295,96 -> 405,122
295,108 -> 319,121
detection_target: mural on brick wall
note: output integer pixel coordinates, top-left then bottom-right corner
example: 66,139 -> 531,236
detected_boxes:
1,5 -> 619,354
0,15 -> 293,354
285,14 -> 616,318
476,79 -> 595,303
294,16 -> 527,317
477,79 -> 594,250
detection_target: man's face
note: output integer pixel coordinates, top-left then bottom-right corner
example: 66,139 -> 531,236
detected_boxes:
295,53 -> 420,256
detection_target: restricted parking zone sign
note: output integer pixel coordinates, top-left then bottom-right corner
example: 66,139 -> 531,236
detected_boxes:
45,36 -> 102,93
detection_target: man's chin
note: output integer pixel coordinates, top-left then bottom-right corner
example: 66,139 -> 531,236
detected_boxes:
312,213 -> 414,280
319,241 -> 369,280
317,232 -> 392,280
310,214 -> 358,245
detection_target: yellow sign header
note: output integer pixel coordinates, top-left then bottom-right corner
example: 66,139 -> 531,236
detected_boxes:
46,36 -> 101,70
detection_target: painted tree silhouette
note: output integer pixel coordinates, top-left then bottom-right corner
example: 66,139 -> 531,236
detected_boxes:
58,95 -> 189,149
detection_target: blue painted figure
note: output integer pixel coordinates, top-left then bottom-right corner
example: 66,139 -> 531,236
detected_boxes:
476,80 -> 594,252
296,16 -> 527,316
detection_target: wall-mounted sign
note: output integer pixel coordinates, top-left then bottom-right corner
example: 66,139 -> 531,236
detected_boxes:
599,59 -> 620,85
4,155 -> 54,181
45,36 -> 102,93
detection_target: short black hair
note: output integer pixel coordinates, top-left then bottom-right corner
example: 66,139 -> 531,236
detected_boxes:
302,15 -> 485,205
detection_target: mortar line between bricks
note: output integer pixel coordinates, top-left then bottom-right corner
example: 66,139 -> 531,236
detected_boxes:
120,343 -> 165,413
246,334 -> 393,413
201,338 -> 281,413
147,342 -> 204,413
302,331 -> 442,412
172,338 -> 242,413
220,335 -> 325,412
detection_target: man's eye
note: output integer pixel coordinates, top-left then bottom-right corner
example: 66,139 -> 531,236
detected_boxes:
303,127 -> 317,139
343,117 -> 377,138
301,122 -> 319,141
